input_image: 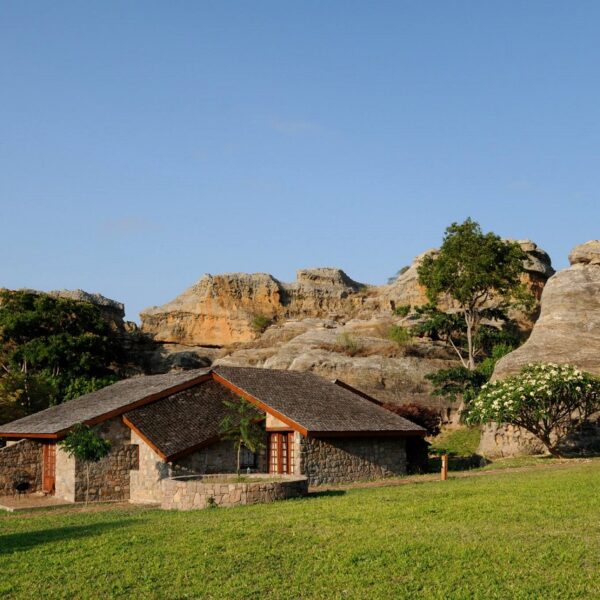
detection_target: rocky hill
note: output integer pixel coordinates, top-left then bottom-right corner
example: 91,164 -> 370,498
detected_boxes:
139,240 -> 553,418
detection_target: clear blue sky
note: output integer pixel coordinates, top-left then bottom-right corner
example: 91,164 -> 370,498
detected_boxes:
2,2 -> 599,321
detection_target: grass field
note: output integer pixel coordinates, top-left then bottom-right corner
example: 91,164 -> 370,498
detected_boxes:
1,461 -> 599,599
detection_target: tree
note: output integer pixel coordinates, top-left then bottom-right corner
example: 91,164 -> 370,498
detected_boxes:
417,219 -> 532,370
59,423 -> 111,503
465,363 -> 600,457
219,398 -> 265,475
0,290 -> 122,422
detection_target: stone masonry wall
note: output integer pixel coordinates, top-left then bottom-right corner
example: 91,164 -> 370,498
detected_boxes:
299,436 -> 407,486
129,429 -> 170,504
161,474 -> 308,510
130,435 -> 268,504
71,419 -> 139,503
0,439 -> 43,495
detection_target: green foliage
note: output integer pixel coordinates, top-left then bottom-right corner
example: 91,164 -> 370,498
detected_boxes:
387,324 -> 411,346
219,398 -> 265,474
62,376 -> 119,401
426,343 -> 515,408
465,363 -> 600,457
251,314 -> 272,333
59,423 -> 112,463
417,218 -> 532,369
429,427 -> 482,457
393,304 -> 411,318
0,290 -> 123,421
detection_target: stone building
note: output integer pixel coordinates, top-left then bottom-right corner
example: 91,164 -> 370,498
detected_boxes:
0,366 -> 424,503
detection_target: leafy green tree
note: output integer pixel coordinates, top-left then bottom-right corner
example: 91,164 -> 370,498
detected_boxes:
417,219 -> 532,370
59,423 -> 112,503
465,364 -> 600,457
219,398 -> 265,475
426,344 -> 516,407
0,291 -> 122,421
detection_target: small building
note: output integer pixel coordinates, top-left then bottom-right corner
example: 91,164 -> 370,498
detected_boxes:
0,366 -> 424,504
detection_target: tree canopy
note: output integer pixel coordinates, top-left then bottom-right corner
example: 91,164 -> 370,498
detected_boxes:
417,218 -> 532,370
465,363 -> 600,457
0,290 -> 123,423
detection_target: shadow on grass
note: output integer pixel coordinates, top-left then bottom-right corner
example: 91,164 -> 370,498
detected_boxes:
0,519 -> 137,555
307,490 -> 347,499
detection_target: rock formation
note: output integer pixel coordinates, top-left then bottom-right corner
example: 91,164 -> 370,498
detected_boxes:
481,241 -> 600,456
141,241 -> 553,347
138,241 -> 553,416
493,240 -> 600,378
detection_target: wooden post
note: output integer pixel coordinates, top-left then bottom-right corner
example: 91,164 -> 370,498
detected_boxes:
441,453 -> 448,481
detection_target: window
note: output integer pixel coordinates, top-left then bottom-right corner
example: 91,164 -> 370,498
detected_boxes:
240,445 -> 257,469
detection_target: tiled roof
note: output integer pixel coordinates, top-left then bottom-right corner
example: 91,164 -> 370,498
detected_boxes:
214,366 -> 424,434
0,368 -> 211,436
125,380 -> 262,460
0,366 -> 425,447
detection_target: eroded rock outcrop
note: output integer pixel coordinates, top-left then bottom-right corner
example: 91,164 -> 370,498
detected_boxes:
481,241 -> 600,456
141,241 -> 553,347
493,241 -> 600,379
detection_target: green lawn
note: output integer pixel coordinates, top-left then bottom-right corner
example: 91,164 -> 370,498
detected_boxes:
1,462 -> 599,599
430,426 -> 482,456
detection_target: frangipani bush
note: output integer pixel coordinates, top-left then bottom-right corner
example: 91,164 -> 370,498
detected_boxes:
465,363 -> 600,457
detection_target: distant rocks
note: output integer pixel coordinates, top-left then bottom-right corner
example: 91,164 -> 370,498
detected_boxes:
568,240 -> 600,266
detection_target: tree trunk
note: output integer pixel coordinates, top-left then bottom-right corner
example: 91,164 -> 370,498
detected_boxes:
465,315 -> 475,371
236,442 -> 242,476
85,462 -> 90,505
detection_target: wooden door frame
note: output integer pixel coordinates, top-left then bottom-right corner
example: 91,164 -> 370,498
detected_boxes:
42,442 -> 56,494
268,432 -> 294,475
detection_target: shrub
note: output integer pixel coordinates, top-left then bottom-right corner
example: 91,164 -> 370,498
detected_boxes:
387,325 -> 411,346
465,363 -> 600,457
393,304 -> 411,318
382,402 -> 442,437
335,332 -> 362,357
251,314 -> 272,333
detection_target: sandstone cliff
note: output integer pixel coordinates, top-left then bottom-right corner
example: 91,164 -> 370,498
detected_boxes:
141,241 -> 552,347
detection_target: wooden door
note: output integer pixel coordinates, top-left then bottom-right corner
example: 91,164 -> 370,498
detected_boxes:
42,442 -> 56,494
268,432 -> 294,475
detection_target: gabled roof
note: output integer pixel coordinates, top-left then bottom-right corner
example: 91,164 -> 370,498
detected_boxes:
124,380 -> 262,461
213,366 -> 423,435
0,368 -> 211,438
0,366 -> 425,448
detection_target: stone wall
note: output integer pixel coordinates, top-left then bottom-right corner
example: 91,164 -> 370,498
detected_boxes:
161,474 -> 308,510
130,434 -> 268,504
55,418 -> 139,503
74,419 -> 139,502
299,436 -> 407,486
129,430 -> 170,504
0,439 -> 43,495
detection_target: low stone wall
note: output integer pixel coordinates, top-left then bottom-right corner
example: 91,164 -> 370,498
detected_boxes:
0,439 -> 43,495
299,436 -> 407,486
161,474 -> 308,510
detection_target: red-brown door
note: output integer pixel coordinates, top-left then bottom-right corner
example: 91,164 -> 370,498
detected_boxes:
268,432 -> 294,474
42,443 -> 56,494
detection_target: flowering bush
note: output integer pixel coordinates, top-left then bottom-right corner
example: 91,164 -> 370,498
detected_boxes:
465,363 -> 600,456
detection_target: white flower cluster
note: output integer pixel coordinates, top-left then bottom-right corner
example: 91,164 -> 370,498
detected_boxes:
467,362 -> 599,424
